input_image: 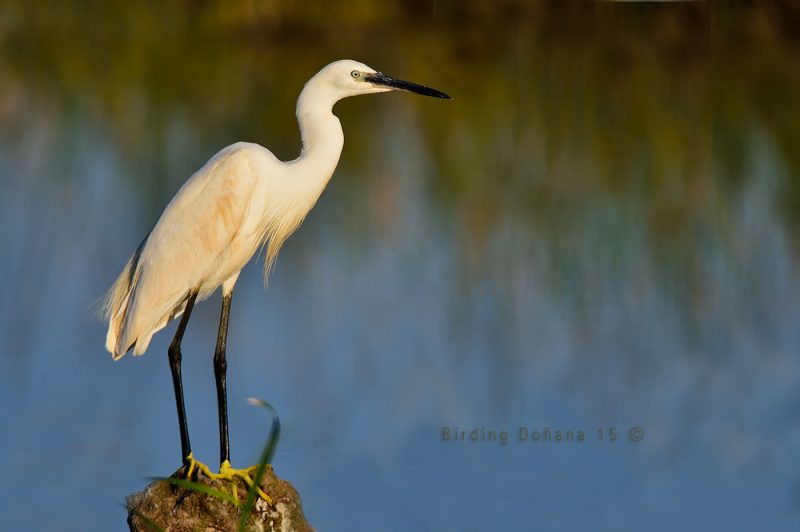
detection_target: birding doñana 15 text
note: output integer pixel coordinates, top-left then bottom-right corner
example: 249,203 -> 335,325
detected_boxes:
440,426 -> 645,445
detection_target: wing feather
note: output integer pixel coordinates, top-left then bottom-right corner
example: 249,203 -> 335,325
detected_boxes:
108,145 -> 257,357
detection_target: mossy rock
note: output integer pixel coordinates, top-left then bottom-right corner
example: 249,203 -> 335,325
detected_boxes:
127,466 -> 312,532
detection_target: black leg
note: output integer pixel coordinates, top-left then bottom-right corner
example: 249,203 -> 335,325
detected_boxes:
169,291 -> 198,464
214,292 -> 233,465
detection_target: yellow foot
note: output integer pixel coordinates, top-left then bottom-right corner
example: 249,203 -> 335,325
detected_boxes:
177,452 -> 218,480
175,454 -> 272,504
175,453 -> 272,505
213,460 -> 273,505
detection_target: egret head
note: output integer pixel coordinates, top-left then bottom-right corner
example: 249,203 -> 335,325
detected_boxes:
308,59 -> 451,102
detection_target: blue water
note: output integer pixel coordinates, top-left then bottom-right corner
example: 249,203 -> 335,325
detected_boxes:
2,123 -> 798,530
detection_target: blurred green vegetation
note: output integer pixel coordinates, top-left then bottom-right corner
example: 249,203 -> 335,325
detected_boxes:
3,2 -> 798,190
2,2 -> 798,209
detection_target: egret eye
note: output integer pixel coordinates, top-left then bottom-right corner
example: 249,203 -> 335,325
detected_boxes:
351,70 -> 361,79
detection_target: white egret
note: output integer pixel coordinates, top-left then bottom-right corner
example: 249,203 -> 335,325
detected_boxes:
101,59 -> 450,490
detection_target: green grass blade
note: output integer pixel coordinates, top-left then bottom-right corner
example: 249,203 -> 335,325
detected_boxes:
133,510 -> 165,532
238,398 -> 281,532
154,476 -> 240,506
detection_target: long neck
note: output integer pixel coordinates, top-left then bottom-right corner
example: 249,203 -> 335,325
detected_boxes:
292,83 -> 344,185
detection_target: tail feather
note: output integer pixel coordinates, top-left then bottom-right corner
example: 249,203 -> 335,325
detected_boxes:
102,235 -> 148,359
104,291 -> 131,357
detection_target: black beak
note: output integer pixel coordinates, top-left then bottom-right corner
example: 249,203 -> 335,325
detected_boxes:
365,72 -> 451,99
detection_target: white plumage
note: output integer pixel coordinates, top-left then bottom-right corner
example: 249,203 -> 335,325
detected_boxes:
102,59 -> 450,359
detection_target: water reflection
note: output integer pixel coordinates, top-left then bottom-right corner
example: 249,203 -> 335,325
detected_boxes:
1,2 -> 799,530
